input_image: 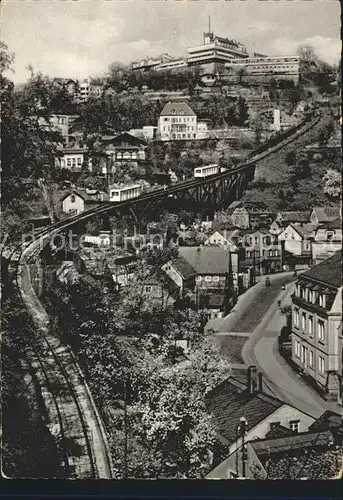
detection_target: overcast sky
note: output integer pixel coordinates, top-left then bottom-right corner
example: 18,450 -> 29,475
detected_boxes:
2,0 -> 341,83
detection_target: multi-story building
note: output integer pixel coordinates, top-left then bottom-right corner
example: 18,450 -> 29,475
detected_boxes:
291,251 -> 342,403
99,132 -> 147,174
132,53 -> 175,72
226,55 -> 300,85
78,78 -> 103,102
187,30 -> 249,75
131,26 -> 298,85
158,102 -> 198,140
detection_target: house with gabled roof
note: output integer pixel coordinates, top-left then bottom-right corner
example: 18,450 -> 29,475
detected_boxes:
60,188 -> 108,214
161,256 -> 197,296
278,223 -> 316,267
99,132 -> 147,169
204,230 -> 239,250
291,251 -> 342,403
205,366 -> 317,479
158,101 -> 198,141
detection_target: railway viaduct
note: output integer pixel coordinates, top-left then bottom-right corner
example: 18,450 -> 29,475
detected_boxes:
2,110 -> 322,478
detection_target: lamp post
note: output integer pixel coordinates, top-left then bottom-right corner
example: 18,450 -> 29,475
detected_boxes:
235,416 -> 248,478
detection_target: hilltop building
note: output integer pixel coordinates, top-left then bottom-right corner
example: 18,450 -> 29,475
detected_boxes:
225,55 -> 300,85
131,22 -> 299,84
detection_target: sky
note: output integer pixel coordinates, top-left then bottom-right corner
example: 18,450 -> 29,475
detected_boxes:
1,0 -> 341,83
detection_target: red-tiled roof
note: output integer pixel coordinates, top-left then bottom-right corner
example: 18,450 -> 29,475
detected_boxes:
160,102 -> 196,116
179,246 -> 232,275
300,250 -> 342,288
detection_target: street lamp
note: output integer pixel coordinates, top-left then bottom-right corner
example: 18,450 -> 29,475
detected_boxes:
235,416 -> 248,478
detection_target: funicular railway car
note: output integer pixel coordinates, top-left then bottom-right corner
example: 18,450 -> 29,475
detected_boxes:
194,164 -> 227,178
109,184 -> 143,202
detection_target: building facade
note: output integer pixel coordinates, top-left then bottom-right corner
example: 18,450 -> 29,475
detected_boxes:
158,102 -> 198,141
225,55 -> 300,85
291,251 -> 342,403
312,219 -> 342,265
55,147 -> 91,171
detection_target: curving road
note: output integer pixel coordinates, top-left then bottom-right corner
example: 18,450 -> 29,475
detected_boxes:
207,273 -> 339,418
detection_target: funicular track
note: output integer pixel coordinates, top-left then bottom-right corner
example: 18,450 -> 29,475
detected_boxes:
3,109 -> 321,478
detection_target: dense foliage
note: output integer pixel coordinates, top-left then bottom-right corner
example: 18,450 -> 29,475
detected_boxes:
44,274 -> 230,478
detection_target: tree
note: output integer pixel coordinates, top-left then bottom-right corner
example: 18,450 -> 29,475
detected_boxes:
323,169 -> 342,199
297,44 -> 318,67
236,96 -> 249,126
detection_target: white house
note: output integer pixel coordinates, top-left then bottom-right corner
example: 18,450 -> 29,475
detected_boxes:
158,102 -> 198,141
205,230 -> 239,250
278,224 -> 315,256
60,189 -> 107,215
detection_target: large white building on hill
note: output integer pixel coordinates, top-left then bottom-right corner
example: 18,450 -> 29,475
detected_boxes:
131,24 -> 299,84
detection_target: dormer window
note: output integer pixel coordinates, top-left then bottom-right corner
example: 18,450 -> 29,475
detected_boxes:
70,194 -> 76,203
326,231 -> 334,242
171,109 -> 176,114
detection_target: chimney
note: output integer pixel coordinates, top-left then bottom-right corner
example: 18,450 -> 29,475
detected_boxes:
258,372 -> 263,392
247,365 -> 258,394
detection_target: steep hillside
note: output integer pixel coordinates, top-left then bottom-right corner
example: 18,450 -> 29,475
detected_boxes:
242,110 -> 341,211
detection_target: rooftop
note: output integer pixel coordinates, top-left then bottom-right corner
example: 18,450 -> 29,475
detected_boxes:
169,257 -> 197,280
277,211 -> 311,223
250,429 -> 334,457
160,102 -> 196,117
205,376 -> 284,445
300,250 -> 342,288
312,206 -> 341,223
178,246 -> 232,275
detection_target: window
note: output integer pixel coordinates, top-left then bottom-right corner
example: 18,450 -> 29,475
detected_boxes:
319,294 -> 326,308
293,308 -> 299,327
205,276 -> 212,282
67,158 -> 72,167
294,339 -> 300,357
77,157 -> 82,165
318,320 -> 325,342
309,350 -> 314,368
290,420 -> 299,433
326,231 -> 334,242
301,313 -> 306,331
145,286 -> 152,292
70,194 -> 76,203
308,315 -> 313,335
212,276 -> 220,282
301,345 -> 307,364
318,356 -> 325,374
